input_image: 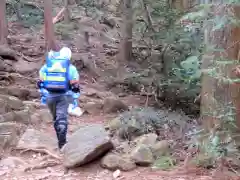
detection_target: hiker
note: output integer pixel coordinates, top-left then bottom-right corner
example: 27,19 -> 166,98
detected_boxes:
37,47 -> 80,150
39,75 -> 83,116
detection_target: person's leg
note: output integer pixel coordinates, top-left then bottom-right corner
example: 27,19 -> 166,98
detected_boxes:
46,96 -> 60,146
54,95 -> 69,149
47,97 -> 57,120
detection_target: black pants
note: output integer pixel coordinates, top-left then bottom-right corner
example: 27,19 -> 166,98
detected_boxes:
46,95 -> 69,149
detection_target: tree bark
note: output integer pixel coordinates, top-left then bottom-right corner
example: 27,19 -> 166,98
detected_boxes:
118,0 -> 133,61
228,6 -> 240,130
63,0 -> 71,23
0,0 -> 7,44
201,4 -> 240,132
44,0 -> 59,51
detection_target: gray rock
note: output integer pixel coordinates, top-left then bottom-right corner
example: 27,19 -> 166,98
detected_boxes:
0,94 -> 23,111
63,124 -> 113,168
101,153 -> 136,171
17,128 -> 57,151
0,122 -> 26,150
134,133 -> 158,146
82,101 -> 103,114
38,109 -> 53,124
14,110 -> 31,125
150,140 -> 169,158
0,156 -> 26,168
130,144 -> 154,166
0,98 -> 9,114
107,107 -> 168,140
103,98 -> 128,113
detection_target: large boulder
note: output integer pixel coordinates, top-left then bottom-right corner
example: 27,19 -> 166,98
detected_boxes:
63,124 -> 113,168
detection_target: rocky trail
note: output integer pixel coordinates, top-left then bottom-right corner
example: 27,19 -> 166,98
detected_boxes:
0,78 -> 237,180
0,9 -> 238,180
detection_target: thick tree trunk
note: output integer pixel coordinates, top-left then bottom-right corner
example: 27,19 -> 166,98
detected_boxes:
118,0 -> 132,61
44,0 -> 59,51
0,0 -> 7,44
201,4 -> 240,132
228,6 -> 240,130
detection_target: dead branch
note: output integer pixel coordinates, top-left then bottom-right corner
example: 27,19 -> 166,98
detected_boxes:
16,51 -> 38,62
18,148 -> 61,160
37,7 -> 66,41
13,1 -> 44,12
142,0 -> 155,33
23,159 -> 61,172
52,7 -> 66,24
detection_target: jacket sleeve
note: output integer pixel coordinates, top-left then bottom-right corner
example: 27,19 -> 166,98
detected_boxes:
39,65 -> 47,80
69,65 -> 79,83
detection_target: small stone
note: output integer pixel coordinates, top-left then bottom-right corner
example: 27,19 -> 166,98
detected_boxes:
113,169 -> 121,179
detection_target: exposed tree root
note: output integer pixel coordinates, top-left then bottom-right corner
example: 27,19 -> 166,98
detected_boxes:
23,159 -> 61,172
0,45 -> 18,61
18,148 -> 61,160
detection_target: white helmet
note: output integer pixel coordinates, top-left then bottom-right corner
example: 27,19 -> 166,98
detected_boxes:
60,47 -> 72,60
48,47 -> 72,60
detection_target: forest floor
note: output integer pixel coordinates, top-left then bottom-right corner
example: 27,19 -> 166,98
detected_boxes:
0,73 -> 238,180
0,3 -> 240,179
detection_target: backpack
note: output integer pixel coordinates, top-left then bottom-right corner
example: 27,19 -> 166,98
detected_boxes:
43,51 -> 70,93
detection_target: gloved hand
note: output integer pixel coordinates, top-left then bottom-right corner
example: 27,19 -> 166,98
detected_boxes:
37,79 -> 43,89
71,83 -> 80,93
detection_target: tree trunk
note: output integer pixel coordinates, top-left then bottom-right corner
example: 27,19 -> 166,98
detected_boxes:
63,0 -> 70,23
201,4 -> 240,132
118,0 -> 132,61
228,6 -> 240,130
14,3 -> 22,21
44,0 -> 59,51
0,0 -> 7,44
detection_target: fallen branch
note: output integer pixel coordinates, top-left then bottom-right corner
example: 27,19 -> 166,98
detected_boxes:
16,52 -> 38,62
38,7 -> 66,37
23,159 -> 61,172
19,148 -> 61,160
52,7 -> 66,24
21,2 -> 43,12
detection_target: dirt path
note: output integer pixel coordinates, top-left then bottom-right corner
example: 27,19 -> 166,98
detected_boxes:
0,109 -> 236,180
0,81 -> 238,180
